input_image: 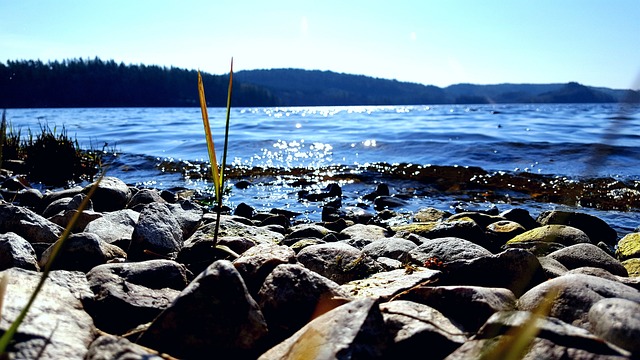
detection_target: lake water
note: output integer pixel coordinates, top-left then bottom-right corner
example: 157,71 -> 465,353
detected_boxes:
5,104 -> 640,231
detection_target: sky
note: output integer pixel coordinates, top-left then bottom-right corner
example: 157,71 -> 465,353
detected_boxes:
1,0 -> 639,90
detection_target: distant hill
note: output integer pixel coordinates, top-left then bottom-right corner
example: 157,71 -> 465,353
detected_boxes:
1,58 -> 638,107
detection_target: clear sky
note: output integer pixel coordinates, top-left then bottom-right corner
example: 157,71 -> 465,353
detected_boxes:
1,0 -> 639,89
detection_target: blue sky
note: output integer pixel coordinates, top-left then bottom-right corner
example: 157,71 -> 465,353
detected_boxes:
1,0 -> 639,89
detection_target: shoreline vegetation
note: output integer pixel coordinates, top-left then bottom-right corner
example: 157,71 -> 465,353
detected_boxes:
1,58 -> 639,108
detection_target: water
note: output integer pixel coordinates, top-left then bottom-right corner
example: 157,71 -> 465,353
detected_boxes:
5,104 -> 640,232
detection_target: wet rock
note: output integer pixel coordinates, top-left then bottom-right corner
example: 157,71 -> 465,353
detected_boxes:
85,260 -> 189,334
413,207 -> 451,222
259,213 -> 291,229
0,232 -> 39,271
448,212 -> 505,228
499,207 -> 540,230
504,225 -> 591,255
396,285 -> 517,332
126,188 -> 165,210
408,237 -> 493,264
233,243 -> 297,296
0,267 -> 95,360
373,195 -> 407,210
588,298 -> 640,355
285,223 -> 335,242
234,202 -> 256,219
86,176 -> 131,212
518,273 -> 640,330
137,260 -> 268,359
615,232 -> 640,261
537,210 -> 618,245
296,242 -> 383,284
363,183 -> 390,201
340,267 -> 440,301
39,232 -> 127,272
41,186 -> 84,209
622,258 -> 640,277
258,297 -> 390,360
547,243 -> 627,276
361,237 -> 418,263
484,220 -> 526,251
257,264 -> 351,344
85,334 -> 165,360
0,203 -> 63,243
129,202 -> 183,260
380,300 -> 467,359
84,209 -> 139,244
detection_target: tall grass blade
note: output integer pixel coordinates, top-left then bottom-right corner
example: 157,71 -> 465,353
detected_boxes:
197,71 -> 221,200
0,171 -> 106,355
219,58 -> 233,194
0,109 -> 6,169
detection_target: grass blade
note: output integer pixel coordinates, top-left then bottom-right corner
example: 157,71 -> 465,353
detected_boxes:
219,58 -> 233,194
197,71 -> 221,200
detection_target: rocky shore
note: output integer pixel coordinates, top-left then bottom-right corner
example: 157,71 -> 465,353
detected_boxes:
0,175 -> 639,359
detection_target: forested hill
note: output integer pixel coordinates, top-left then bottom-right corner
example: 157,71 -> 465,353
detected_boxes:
1,59 -> 638,108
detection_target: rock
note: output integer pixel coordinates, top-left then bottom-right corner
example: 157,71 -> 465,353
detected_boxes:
408,237 -> 493,264
413,207 -> 451,222
484,220 -> 526,251
85,334 -> 165,360
373,195 -> 407,210
39,232 -> 127,272
396,285 -> 517,332
49,209 -> 102,233
537,210 -> 618,244
84,209 -> 139,244
339,223 -> 388,248
0,203 -> 63,243
85,260 -> 189,334
361,237 -> 418,263
258,297 -> 390,360
518,273 -> 640,330
380,300 -> 467,359
537,256 -> 570,278
42,196 -> 74,217
588,298 -> 640,355
565,267 -> 640,291
446,310 -> 631,359
499,208 -> 539,230
504,225 -> 591,255
547,243 -> 627,276
448,212 -> 505,228
340,267 -> 440,301
622,258 -> 640,277
259,213 -> 291,229
615,232 -> 640,261
129,202 -> 183,260
137,260 -> 268,359
87,176 -> 131,212
285,223 -> 335,242
126,188 -> 165,210
233,243 -> 297,296
393,220 -> 486,246
0,267 -> 96,360
257,264 -> 351,344
234,202 -> 256,219
363,183 -> 390,201
0,232 -> 39,271
187,215 -> 284,246
296,242 -> 383,284
166,200 -> 203,240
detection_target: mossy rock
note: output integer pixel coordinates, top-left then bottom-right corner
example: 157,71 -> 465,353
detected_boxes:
392,222 -> 439,237
506,225 -> 590,247
621,258 -> 640,277
616,233 -> 640,261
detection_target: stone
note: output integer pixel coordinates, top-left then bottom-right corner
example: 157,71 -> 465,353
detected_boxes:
361,237 -> 418,263
340,267 -> 440,301
518,273 -> 640,330
393,220 -> 487,246
380,300 -> 467,359
165,200 -> 203,240
49,209 -> 102,233
499,208 -> 539,230
84,209 -> 139,244
0,232 -> 39,271
257,264 -> 351,344
408,237 -> 493,264
537,256 -> 570,278
588,298 -> 640,355
547,243 -> 627,276
537,210 -> 618,245
565,267 -> 640,291
85,334 -> 165,360
339,223 -> 388,248
622,258 -> 640,277
413,207 -> 451,222
373,195 -> 407,210
137,260 -> 268,359
85,260 -> 189,334
0,203 -> 64,243
296,242 -> 383,284
39,232 -> 127,272
187,215 -> 284,245
448,211 -> 505,228
504,225 -> 591,255
129,202 -> 183,260
126,188 -> 165,210
0,267 -> 96,360
86,176 -> 131,212
615,232 -> 640,261
258,297 -> 390,360
484,220 -> 526,251
233,243 -> 297,296
42,196 -> 74,217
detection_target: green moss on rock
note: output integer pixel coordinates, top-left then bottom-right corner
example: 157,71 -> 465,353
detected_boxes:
621,258 -> 640,277
506,225 -> 590,246
616,233 -> 640,261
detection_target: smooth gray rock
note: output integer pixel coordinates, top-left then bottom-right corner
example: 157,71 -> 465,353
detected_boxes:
0,268 -> 96,360
566,266 -> 640,291
504,225 -> 592,256
408,237 -> 493,264
518,273 -> 640,330
0,203 -> 64,243
499,208 -> 539,230
49,209 -> 102,233
0,232 -> 39,271
126,188 -> 165,210
380,300 -> 467,359
39,232 -> 127,272
86,176 -> 131,212
362,237 -> 418,263
340,267 -> 440,301
257,264 -> 351,343
548,243 -> 627,276
485,220 -> 526,251
233,243 -> 298,296
137,260 -> 268,359
588,298 -> 640,355
538,210 -> 618,245
259,297 -> 390,360
166,200 -> 203,240
538,256 -> 570,278
84,209 -> 139,244
297,242 -> 383,284
187,215 -> 284,245
129,202 -> 183,260
85,334 -> 165,360
339,223 -> 389,249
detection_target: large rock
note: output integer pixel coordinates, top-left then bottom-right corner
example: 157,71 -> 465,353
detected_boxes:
622,258 -> 640,277
85,260 -> 189,334
129,202 -> 183,260
340,267 -> 440,301
85,334 -> 165,360
233,243 -> 297,296
296,242 -> 383,284
339,223 -> 389,248
484,220 -> 526,251
615,232 -> 640,261
166,200 -> 203,240
361,237 -> 418,263
137,260 -> 268,359
0,268 -> 96,360
547,243 -> 627,276
393,220 -> 486,246
86,176 -> 131,212
258,297 -> 390,360
408,237 -> 493,264
0,203 -> 63,243
39,232 -> 127,272
0,232 -> 39,271
186,215 -> 284,246
84,209 -> 139,244
588,298 -> 640,355
504,225 -> 591,255
537,210 -> 618,244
